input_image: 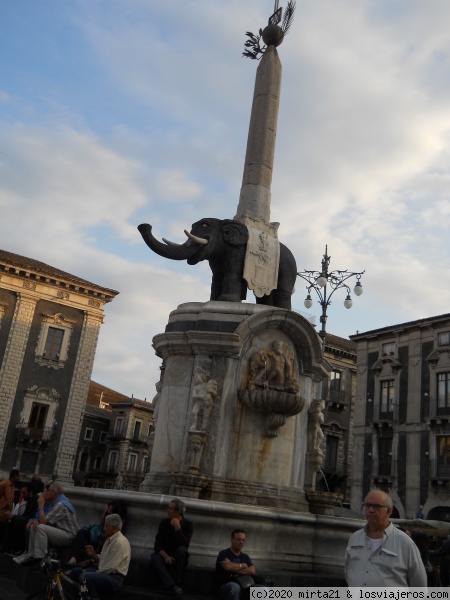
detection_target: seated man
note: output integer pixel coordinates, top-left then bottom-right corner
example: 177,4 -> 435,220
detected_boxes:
216,529 -> 258,600
20,482 -> 78,566
150,498 -> 193,598
70,513 -> 130,600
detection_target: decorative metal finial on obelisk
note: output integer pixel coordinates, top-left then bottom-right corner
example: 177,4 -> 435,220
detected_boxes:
235,1 -> 296,300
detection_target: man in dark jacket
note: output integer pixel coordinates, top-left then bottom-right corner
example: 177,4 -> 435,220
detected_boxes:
150,498 -> 193,599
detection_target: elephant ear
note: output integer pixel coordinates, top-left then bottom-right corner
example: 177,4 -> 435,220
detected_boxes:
222,220 -> 249,246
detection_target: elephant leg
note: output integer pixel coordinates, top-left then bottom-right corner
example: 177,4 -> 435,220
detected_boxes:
210,271 -> 224,301
272,289 -> 292,310
255,292 -> 274,306
217,273 -> 247,302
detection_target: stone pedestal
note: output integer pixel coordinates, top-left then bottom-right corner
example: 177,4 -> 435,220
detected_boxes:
140,302 -> 328,511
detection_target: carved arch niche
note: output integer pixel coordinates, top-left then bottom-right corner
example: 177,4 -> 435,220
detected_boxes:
238,332 -> 306,437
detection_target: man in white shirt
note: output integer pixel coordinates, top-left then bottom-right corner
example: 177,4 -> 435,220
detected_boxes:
345,490 -> 427,587
70,513 -> 130,600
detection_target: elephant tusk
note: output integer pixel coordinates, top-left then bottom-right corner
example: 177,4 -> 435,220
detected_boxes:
162,238 -> 182,247
184,230 -> 208,245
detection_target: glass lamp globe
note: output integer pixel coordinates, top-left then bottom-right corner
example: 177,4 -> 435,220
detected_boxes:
304,295 -> 313,309
316,275 -> 327,288
344,294 -> 353,309
354,281 -> 363,296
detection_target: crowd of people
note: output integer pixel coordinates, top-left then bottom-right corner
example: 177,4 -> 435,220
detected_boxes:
2,471 -> 450,599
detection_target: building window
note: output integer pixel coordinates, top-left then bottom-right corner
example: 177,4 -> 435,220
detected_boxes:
330,371 -> 341,391
18,402 -> 52,443
380,380 -> 395,417
324,435 -> 339,473
44,327 -> 64,360
329,371 -> 345,404
114,417 -> 124,436
84,428 -> 93,441
141,454 -> 149,473
438,373 -> 450,414
35,313 -> 76,369
133,420 -> 142,441
108,450 -> 118,472
128,452 -> 138,472
437,436 -> 450,478
29,402 -> 48,433
79,452 -> 89,472
99,431 -> 107,443
382,342 -> 396,355
378,436 -> 393,475
93,456 -> 102,470
17,386 -> 60,443
438,332 -> 450,346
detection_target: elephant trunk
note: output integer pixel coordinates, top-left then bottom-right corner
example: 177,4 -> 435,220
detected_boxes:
138,224 -> 199,261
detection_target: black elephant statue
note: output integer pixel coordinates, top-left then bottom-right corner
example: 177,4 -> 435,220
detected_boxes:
138,217 -> 297,309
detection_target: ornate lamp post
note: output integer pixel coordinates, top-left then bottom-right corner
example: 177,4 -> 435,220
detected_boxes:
297,246 -> 364,347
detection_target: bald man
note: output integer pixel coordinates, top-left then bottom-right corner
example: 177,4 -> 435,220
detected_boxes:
345,490 -> 427,587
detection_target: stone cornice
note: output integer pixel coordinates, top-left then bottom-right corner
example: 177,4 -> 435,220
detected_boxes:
1,272 -> 114,313
0,255 -> 118,302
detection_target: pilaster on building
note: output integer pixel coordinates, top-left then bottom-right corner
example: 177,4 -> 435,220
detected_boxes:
0,249 -> 118,483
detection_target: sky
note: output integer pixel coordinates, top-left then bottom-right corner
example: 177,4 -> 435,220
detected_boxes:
2,0 -> 450,400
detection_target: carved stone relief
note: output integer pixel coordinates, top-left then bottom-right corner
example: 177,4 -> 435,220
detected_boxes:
426,347 -> 450,369
307,398 -> 325,472
189,374 -> 218,433
238,338 -> 306,437
186,366 -> 220,473
371,356 -> 402,376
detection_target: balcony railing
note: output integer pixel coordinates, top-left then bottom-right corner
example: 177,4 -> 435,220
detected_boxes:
329,389 -> 346,404
108,429 -> 127,441
428,398 -> 450,418
16,423 -> 54,443
436,464 -> 450,479
326,389 -> 348,411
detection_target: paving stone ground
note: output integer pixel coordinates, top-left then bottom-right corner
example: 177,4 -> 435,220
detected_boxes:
0,576 -> 27,600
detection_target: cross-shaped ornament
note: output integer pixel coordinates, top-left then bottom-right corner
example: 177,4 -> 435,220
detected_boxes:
269,1 -> 282,25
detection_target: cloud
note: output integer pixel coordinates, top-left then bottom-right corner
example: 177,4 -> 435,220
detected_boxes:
3,0 -> 450,397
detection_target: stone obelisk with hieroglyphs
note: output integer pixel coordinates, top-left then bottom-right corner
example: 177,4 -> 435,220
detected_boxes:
234,11 -> 289,299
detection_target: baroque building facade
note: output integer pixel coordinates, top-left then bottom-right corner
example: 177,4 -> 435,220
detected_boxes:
104,399 -> 154,490
0,249 -> 118,484
350,313 -> 450,519
73,383 -> 154,490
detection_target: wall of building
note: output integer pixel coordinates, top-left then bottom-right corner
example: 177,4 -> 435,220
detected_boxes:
0,249 -> 117,482
351,314 -> 450,520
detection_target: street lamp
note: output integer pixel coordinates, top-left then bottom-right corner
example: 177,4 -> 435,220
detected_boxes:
297,245 -> 364,346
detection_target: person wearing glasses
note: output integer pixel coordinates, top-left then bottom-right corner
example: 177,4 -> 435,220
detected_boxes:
216,529 -> 258,600
345,490 -> 427,587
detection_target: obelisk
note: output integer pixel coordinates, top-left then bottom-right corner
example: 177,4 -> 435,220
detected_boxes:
235,19 -> 287,299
